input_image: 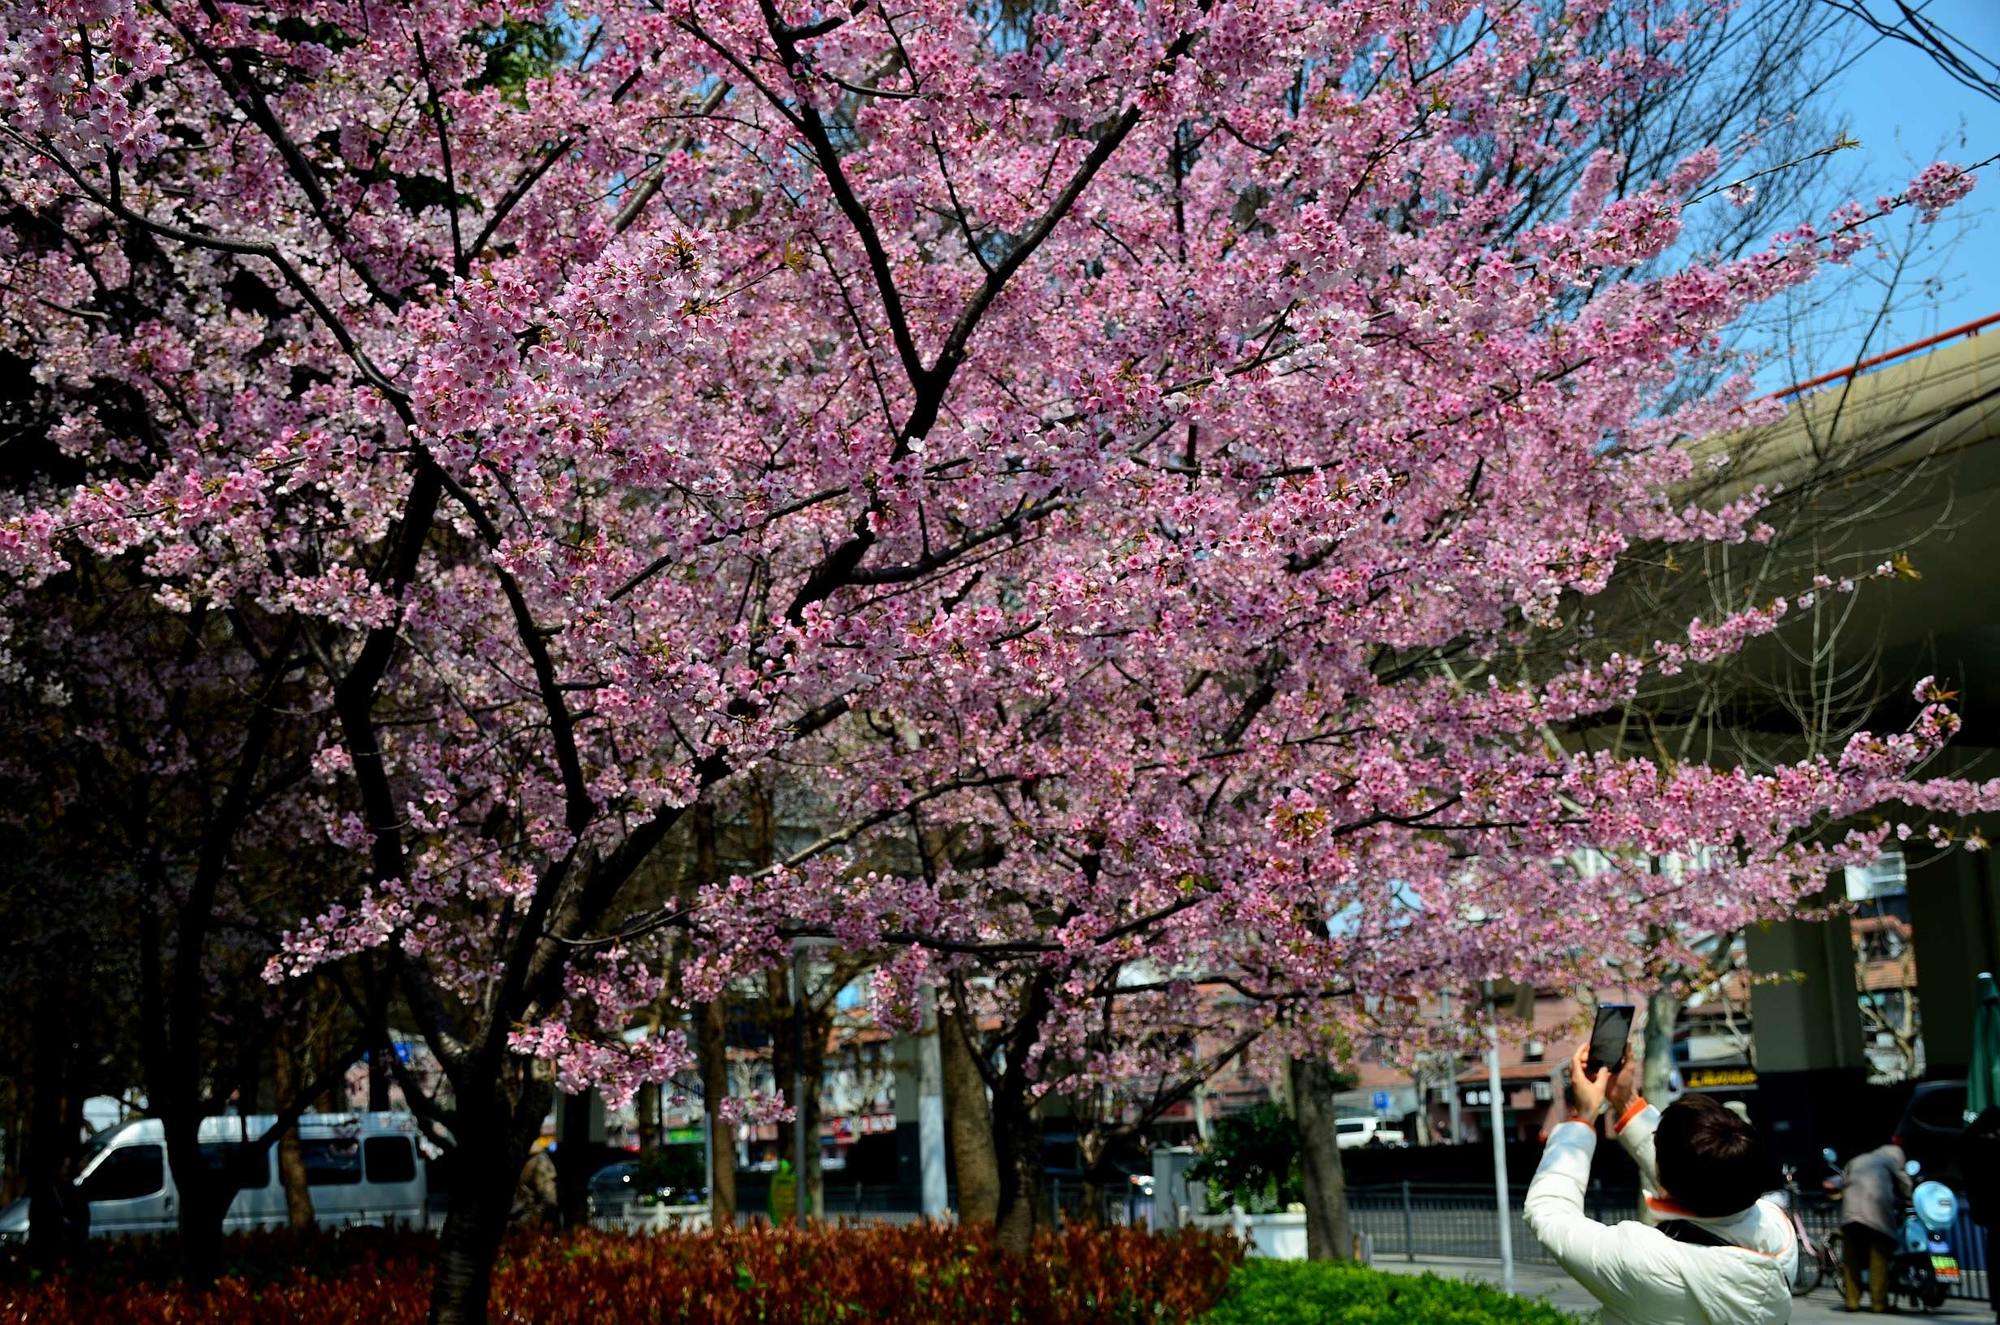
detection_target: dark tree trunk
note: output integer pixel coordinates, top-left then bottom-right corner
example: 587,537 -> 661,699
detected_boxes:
165,1107 -> 235,1282
698,996 -> 736,1225
991,972 -> 1055,1256
1643,985 -> 1679,1105
799,1005 -> 830,1218
1075,1123 -> 1116,1227
427,1076 -> 551,1325
690,803 -> 736,1226
766,967 -> 799,1210
637,1068 -> 661,1159
24,971 -> 85,1269
1292,1056 -> 1354,1261
940,1007 -> 999,1224
366,956 -> 394,1112
271,1033 -> 315,1230
2,1083 -> 22,1208
990,1088 -> 1044,1255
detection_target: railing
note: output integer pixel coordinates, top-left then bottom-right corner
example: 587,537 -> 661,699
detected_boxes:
1347,1182 -> 1581,1266
1762,311 -> 2000,401
1346,1182 -> 1994,1303
1048,1178 -> 1154,1229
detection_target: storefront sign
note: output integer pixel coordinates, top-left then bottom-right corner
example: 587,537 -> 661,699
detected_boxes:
1684,1066 -> 1758,1090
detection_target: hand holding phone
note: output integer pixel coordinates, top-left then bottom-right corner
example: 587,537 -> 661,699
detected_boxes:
1569,1041 -> 1610,1119
1586,1003 -> 1635,1077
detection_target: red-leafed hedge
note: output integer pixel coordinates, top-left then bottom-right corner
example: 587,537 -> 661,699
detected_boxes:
0,1222 -> 1243,1324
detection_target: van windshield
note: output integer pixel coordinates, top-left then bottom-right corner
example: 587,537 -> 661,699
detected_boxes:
77,1125 -> 131,1167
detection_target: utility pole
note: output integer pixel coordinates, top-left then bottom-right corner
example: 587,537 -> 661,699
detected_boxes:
1483,980 -> 1514,1295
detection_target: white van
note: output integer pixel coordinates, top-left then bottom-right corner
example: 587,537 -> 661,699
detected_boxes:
0,1111 -> 428,1239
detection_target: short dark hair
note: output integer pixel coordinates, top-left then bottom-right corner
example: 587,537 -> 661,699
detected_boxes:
1654,1095 -> 1774,1217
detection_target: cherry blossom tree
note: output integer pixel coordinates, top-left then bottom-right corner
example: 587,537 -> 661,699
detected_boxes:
2,0 -> 1994,1318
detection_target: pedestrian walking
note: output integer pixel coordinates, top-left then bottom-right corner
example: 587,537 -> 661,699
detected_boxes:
1825,1140 -> 1912,1314
1525,1039 -> 1796,1324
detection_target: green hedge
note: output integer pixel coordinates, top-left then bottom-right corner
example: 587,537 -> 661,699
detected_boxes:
1205,1260 -> 1579,1325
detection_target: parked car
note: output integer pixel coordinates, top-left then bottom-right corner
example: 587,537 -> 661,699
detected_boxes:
0,1111 -> 428,1241
587,1161 -> 703,1216
1894,1079 -> 1970,1181
1335,1118 -> 1407,1150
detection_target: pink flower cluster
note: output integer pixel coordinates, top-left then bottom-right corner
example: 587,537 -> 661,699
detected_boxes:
1,0 -> 1990,1114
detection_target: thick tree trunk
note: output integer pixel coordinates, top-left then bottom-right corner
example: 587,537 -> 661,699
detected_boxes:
1643,986 -> 1678,1104
1293,1057 -> 1354,1262
940,1007 -> 999,1224
427,1080 -> 550,1325
766,968 -> 802,1216
1075,1124 -> 1110,1227
270,1034 -> 315,1230
637,1080 -> 661,1158
24,975 -> 84,1268
799,1009 -> 827,1219
698,996 -> 736,1225
991,972 -> 1055,1255
165,1107 -> 234,1282
990,1089 -> 1043,1255
689,802 -> 736,1225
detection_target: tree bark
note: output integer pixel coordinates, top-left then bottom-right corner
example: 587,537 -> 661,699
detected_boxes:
698,996 -> 736,1225
800,1003 -> 829,1219
1075,1122 -> 1110,1227
427,1076 -> 550,1325
990,1088 -> 1044,1255
1293,1056 -> 1355,1262
766,967 -> 801,1213
366,956 -> 394,1112
637,1079 -> 661,1157
940,1007 -> 999,1224
270,1033 -> 316,1229
24,971 -> 85,1268
1643,986 -> 1678,1104
165,1106 -> 234,1282
991,972 -> 1054,1255
691,802 -> 736,1226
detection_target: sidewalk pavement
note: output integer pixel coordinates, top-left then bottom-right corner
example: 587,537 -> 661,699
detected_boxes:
1377,1255 -> 1994,1323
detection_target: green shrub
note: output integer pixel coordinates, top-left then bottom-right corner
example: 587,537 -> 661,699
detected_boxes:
1205,1260 -> 1579,1325
1186,1103 -> 1303,1213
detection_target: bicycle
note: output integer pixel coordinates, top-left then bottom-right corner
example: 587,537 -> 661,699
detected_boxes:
1776,1164 -> 1838,1296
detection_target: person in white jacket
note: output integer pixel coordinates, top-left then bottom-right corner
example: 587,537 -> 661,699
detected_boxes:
1524,1040 -> 1797,1325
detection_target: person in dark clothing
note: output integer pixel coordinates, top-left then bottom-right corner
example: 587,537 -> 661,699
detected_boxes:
1960,1107 -> 2000,1324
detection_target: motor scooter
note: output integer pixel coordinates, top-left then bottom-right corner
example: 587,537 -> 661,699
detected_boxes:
1823,1147 -> 1961,1312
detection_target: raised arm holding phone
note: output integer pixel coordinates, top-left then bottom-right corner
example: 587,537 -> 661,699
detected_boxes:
1522,1028 -> 1797,1324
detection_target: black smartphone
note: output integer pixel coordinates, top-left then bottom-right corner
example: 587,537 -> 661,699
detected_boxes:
1586,1003 -> 1635,1076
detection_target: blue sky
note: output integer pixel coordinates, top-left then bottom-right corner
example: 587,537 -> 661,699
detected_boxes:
1805,0 -> 2000,362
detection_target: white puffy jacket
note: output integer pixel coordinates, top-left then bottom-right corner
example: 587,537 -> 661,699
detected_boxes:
1524,1102 -> 1796,1325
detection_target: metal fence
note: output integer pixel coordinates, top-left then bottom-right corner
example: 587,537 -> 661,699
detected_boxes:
1346,1182 -> 1993,1303
1048,1178 -> 1155,1229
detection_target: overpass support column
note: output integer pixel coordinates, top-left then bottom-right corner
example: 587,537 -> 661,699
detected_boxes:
891,990 -> 949,1218
1906,844 -> 2000,1079
1747,910 -> 1867,1164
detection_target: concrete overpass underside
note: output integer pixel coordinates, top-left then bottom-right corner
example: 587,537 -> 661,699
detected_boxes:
1656,320 -> 2000,1155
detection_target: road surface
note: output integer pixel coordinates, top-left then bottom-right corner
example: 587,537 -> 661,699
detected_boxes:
1381,1255 -> 1992,1322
